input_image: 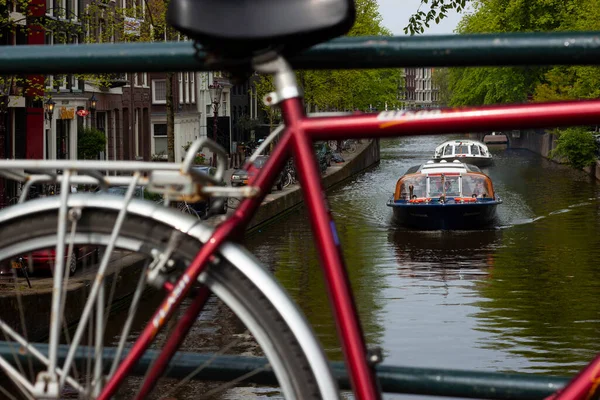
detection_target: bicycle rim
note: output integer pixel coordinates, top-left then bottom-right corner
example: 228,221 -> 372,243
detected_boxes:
0,197 -> 326,399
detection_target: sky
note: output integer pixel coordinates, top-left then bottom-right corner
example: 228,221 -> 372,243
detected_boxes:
377,0 -> 469,35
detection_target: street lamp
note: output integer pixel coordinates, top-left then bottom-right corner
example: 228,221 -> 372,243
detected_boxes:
89,93 -> 97,128
44,97 -> 55,121
89,93 -> 97,111
208,82 -> 223,166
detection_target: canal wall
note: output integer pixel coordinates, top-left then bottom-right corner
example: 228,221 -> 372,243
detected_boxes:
0,253 -> 147,341
509,130 -> 600,181
246,139 -> 381,232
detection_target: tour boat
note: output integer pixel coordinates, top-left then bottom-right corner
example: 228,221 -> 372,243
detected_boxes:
433,139 -> 493,167
387,160 -> 502,230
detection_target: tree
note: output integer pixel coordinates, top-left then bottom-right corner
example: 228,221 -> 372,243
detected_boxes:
550,127 -> 597,169
443,0 -> 583,107
432,68 -> 451,106
405,0 -> 470,35
78,127 -> 107,160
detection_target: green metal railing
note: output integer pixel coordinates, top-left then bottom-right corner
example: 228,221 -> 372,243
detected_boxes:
0,342 -> 569,399
0,31 -> 599,74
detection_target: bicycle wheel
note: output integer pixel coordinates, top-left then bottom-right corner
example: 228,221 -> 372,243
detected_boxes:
282,172 -> 293,188
327,141 -> 338,152
0,195 -> 336,399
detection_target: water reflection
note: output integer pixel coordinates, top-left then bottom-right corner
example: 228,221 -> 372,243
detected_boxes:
389,228 -> 501,279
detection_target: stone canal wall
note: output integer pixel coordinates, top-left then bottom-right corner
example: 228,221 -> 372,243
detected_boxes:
509,130 -> 600,181
247,139 -> 381,232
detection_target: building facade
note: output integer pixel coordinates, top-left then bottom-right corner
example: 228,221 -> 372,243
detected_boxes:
149,71 -> 200,163
401,67 -> 440,109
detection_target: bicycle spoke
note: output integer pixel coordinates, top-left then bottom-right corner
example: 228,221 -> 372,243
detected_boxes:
0,319 -> 86,394
58,214 -> 81,383
0,382 -> 20,400
108,259 -> 151,378
59,173 -> 140,390
0,353 -> 36,398
161,337 -> 244,399
199,365 -> 269,400
5,255 -> 34,384
0,328 -> 27,390
47,170 -> 72,386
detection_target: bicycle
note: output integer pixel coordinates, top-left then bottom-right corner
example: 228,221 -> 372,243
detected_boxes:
328,139 -> 357,154
177,201 -> 202,220
0,1 -> 599,399
282,159 -> 297,188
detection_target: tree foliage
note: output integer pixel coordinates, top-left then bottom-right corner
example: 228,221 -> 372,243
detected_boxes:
405,0 -> 470,35
550,127 -> 597,169
77,126 -> 107,160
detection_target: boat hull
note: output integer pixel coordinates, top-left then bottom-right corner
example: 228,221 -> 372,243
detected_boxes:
433,156 -> 492,167
388,201 -> 500,230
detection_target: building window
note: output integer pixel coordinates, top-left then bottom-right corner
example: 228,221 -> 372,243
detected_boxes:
184,72 -> 189,104
152,79 -> 166,104
178,73 -> 183,103
190,73 -> 195,103
153,123 -> 167,156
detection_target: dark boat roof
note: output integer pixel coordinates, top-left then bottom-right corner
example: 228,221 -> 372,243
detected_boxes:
403,160 -> 482,176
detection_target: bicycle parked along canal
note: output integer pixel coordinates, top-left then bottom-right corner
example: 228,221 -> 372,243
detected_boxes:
1,0 -> 600,399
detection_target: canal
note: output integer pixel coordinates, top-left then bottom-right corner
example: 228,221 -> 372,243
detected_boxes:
245,134 -> 600,377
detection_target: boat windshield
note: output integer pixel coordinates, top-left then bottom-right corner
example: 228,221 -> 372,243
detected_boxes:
470,144 -> 480,155
428,175 -> 460,197
462,174 -> 494,198
395,175 -> 427,200
443,145 -> 453,156
455,145 -> 469,155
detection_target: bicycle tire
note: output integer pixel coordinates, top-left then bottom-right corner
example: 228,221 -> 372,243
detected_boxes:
0,202 -> 324,399
283,172 -> 293,188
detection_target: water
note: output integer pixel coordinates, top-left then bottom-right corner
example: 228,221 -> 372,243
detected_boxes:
245,135 -> 600,377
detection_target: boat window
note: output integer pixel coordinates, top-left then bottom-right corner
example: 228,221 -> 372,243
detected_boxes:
396,175 -> 427,199
443,145 -> 453,156
462,174 -> 493,198
455,145 -> 469,155
470,145 -> 480,155
428,175 -> 460,197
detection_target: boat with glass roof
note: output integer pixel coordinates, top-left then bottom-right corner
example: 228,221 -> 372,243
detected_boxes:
433,139 -> 493,167
387,160 -> 502,230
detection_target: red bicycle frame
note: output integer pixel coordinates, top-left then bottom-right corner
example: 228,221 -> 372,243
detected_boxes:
100,91 -> 600,399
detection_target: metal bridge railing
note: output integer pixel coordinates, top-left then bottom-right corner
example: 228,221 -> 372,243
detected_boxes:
2,342 -> 569,400
0,31 -> 599,74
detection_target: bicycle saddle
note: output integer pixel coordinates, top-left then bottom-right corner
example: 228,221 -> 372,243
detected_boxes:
167,0 -> 355,59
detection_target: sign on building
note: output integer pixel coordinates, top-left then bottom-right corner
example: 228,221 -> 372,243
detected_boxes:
59,107 -> 75,120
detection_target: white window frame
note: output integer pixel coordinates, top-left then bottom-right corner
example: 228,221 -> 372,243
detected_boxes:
45,30 -> 54,89
221,92 -> 227,115
184,72 -> 189,104
190,73 -> 195,103
152,122 -> 168,158
70,36 -> 79,90
178,73 -> 183,103
152,79 -> 166,104
134,109 -> 140,157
